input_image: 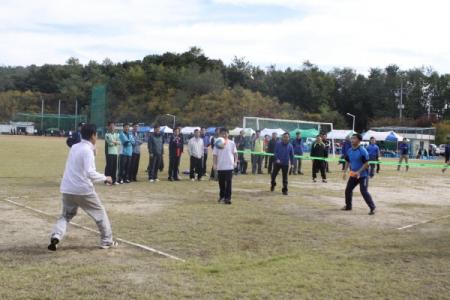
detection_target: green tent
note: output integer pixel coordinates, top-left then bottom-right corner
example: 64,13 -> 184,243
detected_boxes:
289,128 -> 319,138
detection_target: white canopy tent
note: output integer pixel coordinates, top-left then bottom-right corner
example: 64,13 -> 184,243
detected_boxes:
363,130 -> 404,142
181,126 -> 200,135
260,128 -> 286,137
327,130 -> 355,140
150,126 -> 173,134
229,127 -> 256,137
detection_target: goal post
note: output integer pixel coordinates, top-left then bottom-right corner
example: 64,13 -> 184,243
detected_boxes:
243,116 -> 335,156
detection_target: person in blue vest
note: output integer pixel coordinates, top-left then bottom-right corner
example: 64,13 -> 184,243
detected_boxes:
366,137 -> 380,178
66,122 -> 85,147
342,133 -> 376,215
271,132 -> 294,195
397,138 -> 409,171
118,123 -> 135,184
290,131 -> 304,175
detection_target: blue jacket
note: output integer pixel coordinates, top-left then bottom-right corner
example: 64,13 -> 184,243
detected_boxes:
345,146 -> 369,178
120,131 -> 135,156
274,141 -> 295,166
366,144 -> 380,160
399,143 -> 409,155
202,135 -> 211,154
291,138 -> 304,155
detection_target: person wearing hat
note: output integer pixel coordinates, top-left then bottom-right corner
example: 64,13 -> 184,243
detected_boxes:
66,122 -> 85,147
342,133 -> 376,215
397,138 -> 409,172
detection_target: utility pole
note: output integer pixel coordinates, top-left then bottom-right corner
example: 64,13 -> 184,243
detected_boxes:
346,113 -> 355,132
397,82 -> 405,122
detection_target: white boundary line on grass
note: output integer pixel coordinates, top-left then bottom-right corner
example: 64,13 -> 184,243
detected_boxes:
396,214 -> 450,230
3,197 -> 185,262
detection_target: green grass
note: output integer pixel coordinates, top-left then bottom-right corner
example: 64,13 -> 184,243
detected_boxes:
0,135 -> 450,299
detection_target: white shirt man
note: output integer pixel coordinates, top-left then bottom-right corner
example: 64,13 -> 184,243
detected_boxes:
213,129 -> 238,204
188,130 -> 205,181
48,124 -> 117,251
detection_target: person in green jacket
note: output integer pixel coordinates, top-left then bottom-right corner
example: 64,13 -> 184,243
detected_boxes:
104,122 -> 120,185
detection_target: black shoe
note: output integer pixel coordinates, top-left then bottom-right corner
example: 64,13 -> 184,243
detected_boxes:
47,238 -> 59,251
270,184 -> 275,192
341,207 -> 352,211
125,180 -> 131,184
299,172 -> 304,175
322,179 -> 327,183
369,209 -> 376,215
224,199 -> 232,205
313,178 -> 317,183
282,190 -> 288,196
168,177 -> 173,182
174,178 -> 180,181
218,197 -> 225,203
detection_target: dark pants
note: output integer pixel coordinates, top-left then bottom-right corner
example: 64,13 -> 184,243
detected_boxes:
290,157 -> 302,174
218,170 -> 233,201
105,154 -> 118,183
264,155 -> 268,168
129,153 -> 140,181
271,163 -> 289,192
168,155 -> 181,179
369,158 -> 379,177
268,156 -> 275,174
345,176 -> 376,210
148,154 -> 162,180
190,156 -> 203,180
203,153 -> 208,176
236,153 -> 247,174
312,160 -> 326,179
252,155 -> 263,174
119,155 -> 131,182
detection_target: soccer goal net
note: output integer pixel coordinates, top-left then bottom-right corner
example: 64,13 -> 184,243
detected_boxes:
243,116 -> 335,155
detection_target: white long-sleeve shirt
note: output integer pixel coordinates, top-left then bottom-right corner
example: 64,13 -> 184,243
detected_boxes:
188,137 -> 204,159
60,140 -> 107,195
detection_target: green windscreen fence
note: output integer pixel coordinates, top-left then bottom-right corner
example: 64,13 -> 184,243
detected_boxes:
90,84 -> 107,137
14,113 -> 87,132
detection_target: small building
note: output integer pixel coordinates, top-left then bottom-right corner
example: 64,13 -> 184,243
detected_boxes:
0,122 -> 35,135
371,126 -> 435,154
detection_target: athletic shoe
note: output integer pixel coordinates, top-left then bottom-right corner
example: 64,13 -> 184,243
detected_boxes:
149,179 -> 154,183
47,238 -> 59,251
155,179 -> 160,182
191,178 -> 195,182
282,190 -> 288,196
322,179 -> 327,183
270,184 -> 275,192
341,207 -> 352,211
369,209 -> 376,215
168,177 -> 173,182
218,198 -> 225,203
113,182 -> 119,185
100,241 -> 119,249
119,180 -> 124,184
125,180 -> 131,184
224,199 -> 232,205
313,178 -> 317,183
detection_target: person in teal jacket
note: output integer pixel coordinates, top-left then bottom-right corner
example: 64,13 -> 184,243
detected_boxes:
118,123 -> 135,183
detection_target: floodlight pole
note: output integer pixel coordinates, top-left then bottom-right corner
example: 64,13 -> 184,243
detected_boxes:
346,113 -> 355,132
74,98 -> 78,130
165,114 -> 176,129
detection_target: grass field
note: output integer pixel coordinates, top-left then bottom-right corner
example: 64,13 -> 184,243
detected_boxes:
1,135 -> 450,300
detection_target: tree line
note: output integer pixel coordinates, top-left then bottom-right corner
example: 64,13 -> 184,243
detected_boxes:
1,47 -> 450,133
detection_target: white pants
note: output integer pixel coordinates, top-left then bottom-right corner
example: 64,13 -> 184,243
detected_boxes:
51,193 -> 113,246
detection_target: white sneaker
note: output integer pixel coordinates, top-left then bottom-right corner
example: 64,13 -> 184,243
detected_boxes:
191,178 -> 195,182
100,241 -> 119,249
155,179 -> 160,182
149,179 -> 154,183
113,182 -> 119,185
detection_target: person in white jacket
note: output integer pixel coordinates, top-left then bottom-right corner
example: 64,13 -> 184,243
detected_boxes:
48,124 -> 117,251
188,129 -> 204,181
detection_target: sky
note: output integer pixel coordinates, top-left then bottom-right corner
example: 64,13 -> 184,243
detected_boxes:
1,0 -> 450,73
